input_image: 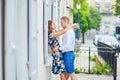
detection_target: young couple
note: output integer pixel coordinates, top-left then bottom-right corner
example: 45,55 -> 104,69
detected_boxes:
48,16 -> 79,80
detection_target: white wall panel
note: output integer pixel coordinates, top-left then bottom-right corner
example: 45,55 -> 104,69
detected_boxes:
16,0 -> 29,80
29,0 -> 38,80
5,0 -> 17,80
5,0 -> 29,80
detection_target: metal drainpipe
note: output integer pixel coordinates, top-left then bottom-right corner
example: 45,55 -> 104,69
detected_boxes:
43,0 -> 46,64
1,0 -> 5,80
27,0 -> 29,63
27,0 -> 30,79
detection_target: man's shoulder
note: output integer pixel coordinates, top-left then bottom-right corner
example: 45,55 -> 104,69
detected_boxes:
67,29 -> 74,33
65,29 -> 75,36
69,29 -> 75,34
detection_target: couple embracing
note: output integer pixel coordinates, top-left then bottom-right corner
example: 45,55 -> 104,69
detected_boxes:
48,16 -> 79,80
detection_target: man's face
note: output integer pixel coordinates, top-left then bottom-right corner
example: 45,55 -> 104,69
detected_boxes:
61,19 -> 66,28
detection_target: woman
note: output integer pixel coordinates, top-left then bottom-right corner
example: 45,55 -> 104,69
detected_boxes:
48,20 -> 78,80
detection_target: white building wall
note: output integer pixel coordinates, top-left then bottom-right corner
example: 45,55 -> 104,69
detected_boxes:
15,0 -> 29,80
5,0 -> 28,80
38,0 -> 73,80
29,0 -> 39,80
68,0 -> 73,23
38,0 -> 48,80
5,0 -> 18,79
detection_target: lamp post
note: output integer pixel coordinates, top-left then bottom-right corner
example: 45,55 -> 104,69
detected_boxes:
76,1 -> 81,40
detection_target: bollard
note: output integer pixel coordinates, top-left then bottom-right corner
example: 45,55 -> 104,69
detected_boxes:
88,47 -> 90,73
113,54 -> 117,80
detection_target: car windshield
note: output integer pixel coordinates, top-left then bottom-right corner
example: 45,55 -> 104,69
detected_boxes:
99,36 -> 118,47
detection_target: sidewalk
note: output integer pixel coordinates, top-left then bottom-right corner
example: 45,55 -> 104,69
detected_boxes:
76,73 -> 113,80
51,73 -> 113,80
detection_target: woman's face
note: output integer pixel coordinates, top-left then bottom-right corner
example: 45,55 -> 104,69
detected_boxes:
51,22 -> 56,30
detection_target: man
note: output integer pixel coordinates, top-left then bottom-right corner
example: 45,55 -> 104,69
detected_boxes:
59,16 -> 78,80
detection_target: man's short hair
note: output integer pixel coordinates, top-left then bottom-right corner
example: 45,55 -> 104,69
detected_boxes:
61,16 -> 70,23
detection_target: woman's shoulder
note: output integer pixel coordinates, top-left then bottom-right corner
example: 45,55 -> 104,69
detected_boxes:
48,30 -> 57,38
48,32 -> 53,38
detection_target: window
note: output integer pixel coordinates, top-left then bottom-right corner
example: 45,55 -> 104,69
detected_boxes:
43,0 -> 62,64
105,26 -> 110,34
96,7 -> 101,12
95,0 -> 101,7
43,0 -> 53,64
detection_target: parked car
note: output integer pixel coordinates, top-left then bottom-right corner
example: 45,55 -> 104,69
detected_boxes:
93,35 -> 105,46
98,35 -> 119,48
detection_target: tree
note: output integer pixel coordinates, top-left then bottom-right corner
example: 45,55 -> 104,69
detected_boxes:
73,0 -> 89,43
88,7 -> 101,30
114,0 -> 120,16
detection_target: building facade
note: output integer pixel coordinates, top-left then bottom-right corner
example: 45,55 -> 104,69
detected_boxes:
87,0 -> 115,14
87,0 -> 120,36
0,0 -> 73,80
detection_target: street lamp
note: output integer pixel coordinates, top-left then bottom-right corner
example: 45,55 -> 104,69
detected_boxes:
76,1 -> 81,40
77,2 -> 81,10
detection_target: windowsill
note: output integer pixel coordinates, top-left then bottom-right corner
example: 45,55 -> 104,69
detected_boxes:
45,54 -> 52,66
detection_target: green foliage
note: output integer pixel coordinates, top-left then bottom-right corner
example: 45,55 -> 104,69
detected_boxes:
114,0 -> 120,16
75,68 -> 81,74
91,64 -> 113,75
73,1 -> 101,43
75,53 -> 80,57
75,64 -> 112,74
90,56 -> 95,61
88,7 -> 101,29
75,68 -> 86,74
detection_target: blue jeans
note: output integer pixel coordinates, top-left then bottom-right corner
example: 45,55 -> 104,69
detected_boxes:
63,51 -> 75,74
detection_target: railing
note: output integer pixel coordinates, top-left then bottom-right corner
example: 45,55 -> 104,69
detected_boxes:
97,41 -> 118,80
75,46 -> 97,73
97,42 -> 116,68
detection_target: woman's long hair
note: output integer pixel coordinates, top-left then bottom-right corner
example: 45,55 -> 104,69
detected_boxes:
48,20 -> 53,33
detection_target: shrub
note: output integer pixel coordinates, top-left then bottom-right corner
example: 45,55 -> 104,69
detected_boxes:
75,68 -> 80,74
90,64 -> 113,75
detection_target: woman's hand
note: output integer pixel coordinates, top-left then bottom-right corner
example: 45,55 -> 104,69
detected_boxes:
53,46 -> 59,55
72,23 -> 80,29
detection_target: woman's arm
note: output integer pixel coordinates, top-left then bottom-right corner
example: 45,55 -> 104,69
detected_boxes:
53,23 -> 79,38
52,28 -> 69,38
71,23 -> 79,29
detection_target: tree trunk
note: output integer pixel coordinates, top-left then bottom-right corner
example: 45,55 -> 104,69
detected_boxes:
82,32 -> 85,43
